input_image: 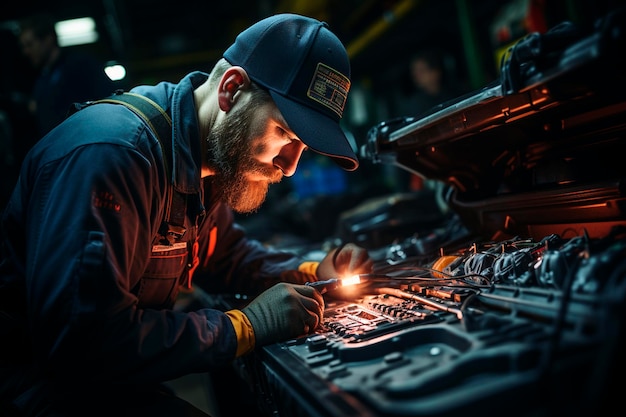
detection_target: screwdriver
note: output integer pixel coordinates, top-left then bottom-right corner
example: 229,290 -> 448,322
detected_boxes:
305,279 -> 340,294
305,275 -> 363,294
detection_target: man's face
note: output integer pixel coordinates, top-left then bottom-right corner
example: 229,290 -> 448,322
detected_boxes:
206,96 -> 307,213
411,58 -> 442,95
19,29 -> 53,68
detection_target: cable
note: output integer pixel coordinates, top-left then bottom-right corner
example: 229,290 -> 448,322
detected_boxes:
374,287 -> 464,319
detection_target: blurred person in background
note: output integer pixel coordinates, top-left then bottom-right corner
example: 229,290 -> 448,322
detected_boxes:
18,12 -> 115,137
394,48 -> 466,192
396,47 -> 466,119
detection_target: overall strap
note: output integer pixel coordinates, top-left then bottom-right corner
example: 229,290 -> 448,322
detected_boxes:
95,91 -> 173,178
86,91 -> 187,244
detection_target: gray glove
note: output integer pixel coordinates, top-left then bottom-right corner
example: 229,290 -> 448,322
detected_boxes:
242,282 -> 324,346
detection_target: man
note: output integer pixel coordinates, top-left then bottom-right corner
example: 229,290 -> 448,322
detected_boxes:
397,48 -> 465,119
18,13 -> 115,137
394,48 -> 466,191
0,13 -> 372,417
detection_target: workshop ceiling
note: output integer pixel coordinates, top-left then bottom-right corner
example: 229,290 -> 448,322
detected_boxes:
2,0 -> 620,90
2,1 -> 504,85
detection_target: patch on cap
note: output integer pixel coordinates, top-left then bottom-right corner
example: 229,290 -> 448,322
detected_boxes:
307,63 -> 351,119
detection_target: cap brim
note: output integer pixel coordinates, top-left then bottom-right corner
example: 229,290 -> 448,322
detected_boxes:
269,91 -> 359,171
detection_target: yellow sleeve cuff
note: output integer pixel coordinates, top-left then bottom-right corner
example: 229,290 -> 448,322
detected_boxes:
225,309 -> 256,357
298,261 -> 319,276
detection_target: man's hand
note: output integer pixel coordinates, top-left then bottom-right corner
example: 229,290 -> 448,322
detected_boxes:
316,243 -> 373,280
242,282 -> 324,346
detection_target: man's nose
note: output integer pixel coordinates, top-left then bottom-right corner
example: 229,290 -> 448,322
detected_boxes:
273,141 -> 307,177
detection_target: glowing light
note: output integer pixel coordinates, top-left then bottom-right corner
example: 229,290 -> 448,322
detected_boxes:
104,63 -> 126,81
55,17 -> 99,47
341,275 -> 361,287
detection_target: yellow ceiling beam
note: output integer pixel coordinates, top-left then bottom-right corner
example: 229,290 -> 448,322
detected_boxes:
275,0 -> 331,21
346,0 -> 417,59
272,0 -> 418,60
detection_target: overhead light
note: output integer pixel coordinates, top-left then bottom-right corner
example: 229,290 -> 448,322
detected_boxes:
104,62 -> 126,81
55,17 -> 99,47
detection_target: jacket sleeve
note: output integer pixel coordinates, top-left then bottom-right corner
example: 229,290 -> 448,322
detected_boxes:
4,107 -> 239,386
192,193 -> 317,297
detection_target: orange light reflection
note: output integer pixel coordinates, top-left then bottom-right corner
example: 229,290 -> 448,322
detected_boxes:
340,275 -> 361,287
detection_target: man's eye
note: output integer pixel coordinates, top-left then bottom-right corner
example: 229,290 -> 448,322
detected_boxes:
277,127 -> 294,143
276,126 -> 288,138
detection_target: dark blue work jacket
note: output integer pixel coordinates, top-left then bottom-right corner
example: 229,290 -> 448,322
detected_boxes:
0,71 -> 308,404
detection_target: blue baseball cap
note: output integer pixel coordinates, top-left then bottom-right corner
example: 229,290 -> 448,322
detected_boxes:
223,13 -> 359,171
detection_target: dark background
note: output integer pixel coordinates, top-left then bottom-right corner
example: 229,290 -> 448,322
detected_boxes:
1,0 -> 623,243
3,1 -> 620,98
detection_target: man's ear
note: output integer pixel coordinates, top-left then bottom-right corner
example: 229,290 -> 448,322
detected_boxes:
218,66 -> 250,111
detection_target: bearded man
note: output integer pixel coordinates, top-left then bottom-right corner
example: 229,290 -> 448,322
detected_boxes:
0,13 -> 372,417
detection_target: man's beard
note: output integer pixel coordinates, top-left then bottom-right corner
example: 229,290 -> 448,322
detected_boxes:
205,103 -> 282,213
